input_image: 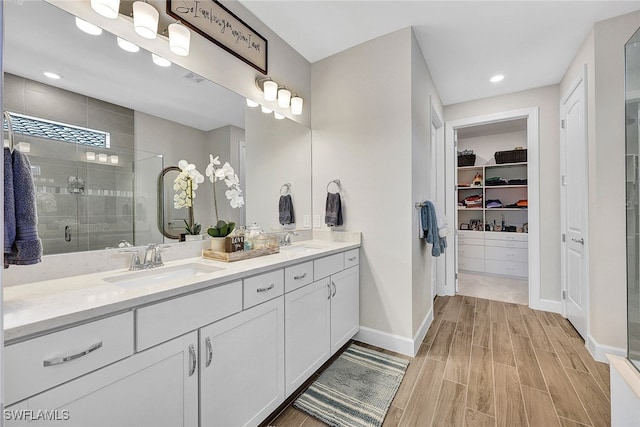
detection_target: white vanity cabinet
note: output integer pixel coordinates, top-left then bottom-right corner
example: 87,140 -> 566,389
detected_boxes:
199,296 -> 285,427
5,331 -> 198,427
285,250 -> 360,395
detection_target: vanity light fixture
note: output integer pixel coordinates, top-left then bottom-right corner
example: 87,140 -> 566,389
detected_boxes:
110,155 -> 119,164
117,37 -> 140,53
261,106 -> 273,114
90,0 -> 120,19
277,87 -> 291,108
490,74 -> 505,83
274,112 -> 285,120
43,71 -> 61,80
152,53 -> 172,67
16,142 -> 31,153
168,23 -> 191,56
133,1 -> 159,40
86,151 -> 96,161
256,77 -> 278,102
246,99 -> 259,108
75,17 -> 103,36
98,153 -> 108,162
290,95 -> 303,115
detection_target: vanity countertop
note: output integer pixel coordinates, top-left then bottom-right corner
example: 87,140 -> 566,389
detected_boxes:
4,239 -> 360,343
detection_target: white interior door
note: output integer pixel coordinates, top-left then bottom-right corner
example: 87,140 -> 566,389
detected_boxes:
431,101 -> 447,297
561,68 -> 588,339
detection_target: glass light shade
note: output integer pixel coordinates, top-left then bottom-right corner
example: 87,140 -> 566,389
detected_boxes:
75,17 -> 103,36
98,153 -> 108,162
117,37 -> 140,53
152,54 -> 171,67
168,23 -> 190,56
274,112 -> 285,120
110,155 -> 119,164
91,0 -> 120,19
291,96 -> 303,115
86,152 -> 96,161
133,1 -> 159,40
277,88 -> 291,108
246,99 -> 259,108
16,142 -> 30,153
261,106 -> 272,114
263,80 -> 278,101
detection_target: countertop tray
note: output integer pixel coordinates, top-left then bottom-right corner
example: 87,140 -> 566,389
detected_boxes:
202,247 -> 279,262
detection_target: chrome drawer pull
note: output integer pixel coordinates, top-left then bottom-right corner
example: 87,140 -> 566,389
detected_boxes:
256,283 -> 275,293
43,341 -> 103,367
331,282 -> 337,297
572,238 -> 585,245
327,283 -> 331,300
188,344 -> 197,377
205,337 -> 213,368
294,273 -> 307,280
348,257 -> 357,261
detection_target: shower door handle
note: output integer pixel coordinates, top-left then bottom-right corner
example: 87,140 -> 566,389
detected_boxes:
65,225 -> 72,242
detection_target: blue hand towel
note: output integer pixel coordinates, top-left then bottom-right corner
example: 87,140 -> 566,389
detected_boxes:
325,192 -> 343,227
420,201 -> 447,257
6,150 -> 42,266
279,194 -> 295,225
4,148 -> 15,260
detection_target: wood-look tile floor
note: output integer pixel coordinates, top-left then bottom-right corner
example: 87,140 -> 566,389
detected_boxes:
268,295 -> 611,427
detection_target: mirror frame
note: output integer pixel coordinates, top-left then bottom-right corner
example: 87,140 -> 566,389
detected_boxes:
158,166 -> 194,240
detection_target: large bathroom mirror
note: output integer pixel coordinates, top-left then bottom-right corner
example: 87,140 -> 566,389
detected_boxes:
4,0 -> 312,255
626,27 -> 640,370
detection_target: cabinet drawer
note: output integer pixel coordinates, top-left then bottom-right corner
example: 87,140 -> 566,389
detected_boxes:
458,256 -> 484,272
5,312 -> 134,405
285,262 -> 313,293
314,253 -> 344,281
485,232 -> 528,242
484,239 -> 528,249
485,246 -> 528,263
457,234 -> 484,246
244,269 -> 284,309
485,260 -> 528,278
458,244 -> 484,259
137,281 -> 242,351
344,249 -> 360,269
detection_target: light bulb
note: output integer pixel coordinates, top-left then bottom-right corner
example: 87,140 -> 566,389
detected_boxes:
169,23 -> 190,56
263,80 -> 277,101
75,17 -> 103,36
90,0 -> 120,19
277,88 -> 291,108
133,1 -> 158,40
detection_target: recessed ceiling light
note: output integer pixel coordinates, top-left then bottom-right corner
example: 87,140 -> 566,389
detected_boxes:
151,53 -> 171,67
117,37 -> 140,53
75,17 -> 103,36
490,74 -> 505,83
43,71 -> 61,80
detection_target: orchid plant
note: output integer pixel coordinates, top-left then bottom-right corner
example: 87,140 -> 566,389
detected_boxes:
205,154 -> 245,238
173,160 -> 204,209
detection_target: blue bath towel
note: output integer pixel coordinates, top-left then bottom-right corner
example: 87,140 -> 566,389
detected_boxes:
4,148 -> 15,258
420,201 -> 447,257
6,150 -> 42,266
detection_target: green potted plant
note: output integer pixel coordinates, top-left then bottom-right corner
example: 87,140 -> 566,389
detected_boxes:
183,220 -> 202,241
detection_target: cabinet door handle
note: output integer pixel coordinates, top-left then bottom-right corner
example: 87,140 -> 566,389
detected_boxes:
327,283 -> 331,300
43,341 -> 103,367
571,238 -> 584,245
331,282 -> 337,297
294,273 -> 307,280
205,337 -> 213,368
257,283 -> 275,293
188,344 -> 197,377
348,257 -> 356,261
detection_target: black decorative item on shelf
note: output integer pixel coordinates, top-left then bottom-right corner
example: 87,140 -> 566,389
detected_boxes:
458,154 -> 476,167
495,148 -> 527,164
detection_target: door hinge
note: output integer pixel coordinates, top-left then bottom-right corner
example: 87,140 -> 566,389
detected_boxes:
561,175 -> 566,186
561,119 -> 565,129
455,273 -> 458,280
562,290 -> 566,300
562,233 -> 566,242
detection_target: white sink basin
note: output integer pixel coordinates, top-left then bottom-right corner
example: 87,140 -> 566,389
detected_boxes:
279,243 -> 325,253
104,263 -> 224,288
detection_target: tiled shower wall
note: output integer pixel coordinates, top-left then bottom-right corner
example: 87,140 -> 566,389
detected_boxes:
4,73 -> 138,254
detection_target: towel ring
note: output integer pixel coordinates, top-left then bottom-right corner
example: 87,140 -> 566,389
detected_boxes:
280,183 -> 291,196
327,179 -> 341,193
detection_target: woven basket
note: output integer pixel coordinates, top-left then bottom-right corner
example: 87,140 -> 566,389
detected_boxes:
495,149 -> 527,164
458,154 -> 476,167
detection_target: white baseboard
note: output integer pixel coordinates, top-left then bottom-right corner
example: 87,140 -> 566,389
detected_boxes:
530,298 -> 561,313
354,309 -> 433,358
587,334 -> 626,364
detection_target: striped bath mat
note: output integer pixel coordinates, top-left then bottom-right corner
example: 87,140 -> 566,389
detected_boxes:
294,344 -> 409,427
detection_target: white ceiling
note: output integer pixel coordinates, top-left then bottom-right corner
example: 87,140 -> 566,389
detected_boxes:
238,0 -> 640,105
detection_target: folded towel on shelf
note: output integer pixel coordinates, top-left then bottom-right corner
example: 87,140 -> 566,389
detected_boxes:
325,192 -> 343,227
420,201 -> 447,257
6,150 -> 42,266
278,194 -> 295,225
4,148 -> 15,261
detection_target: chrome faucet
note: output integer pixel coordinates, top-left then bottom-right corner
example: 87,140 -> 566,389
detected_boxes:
282,231 -> 298,246
143,243 -> 164,268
